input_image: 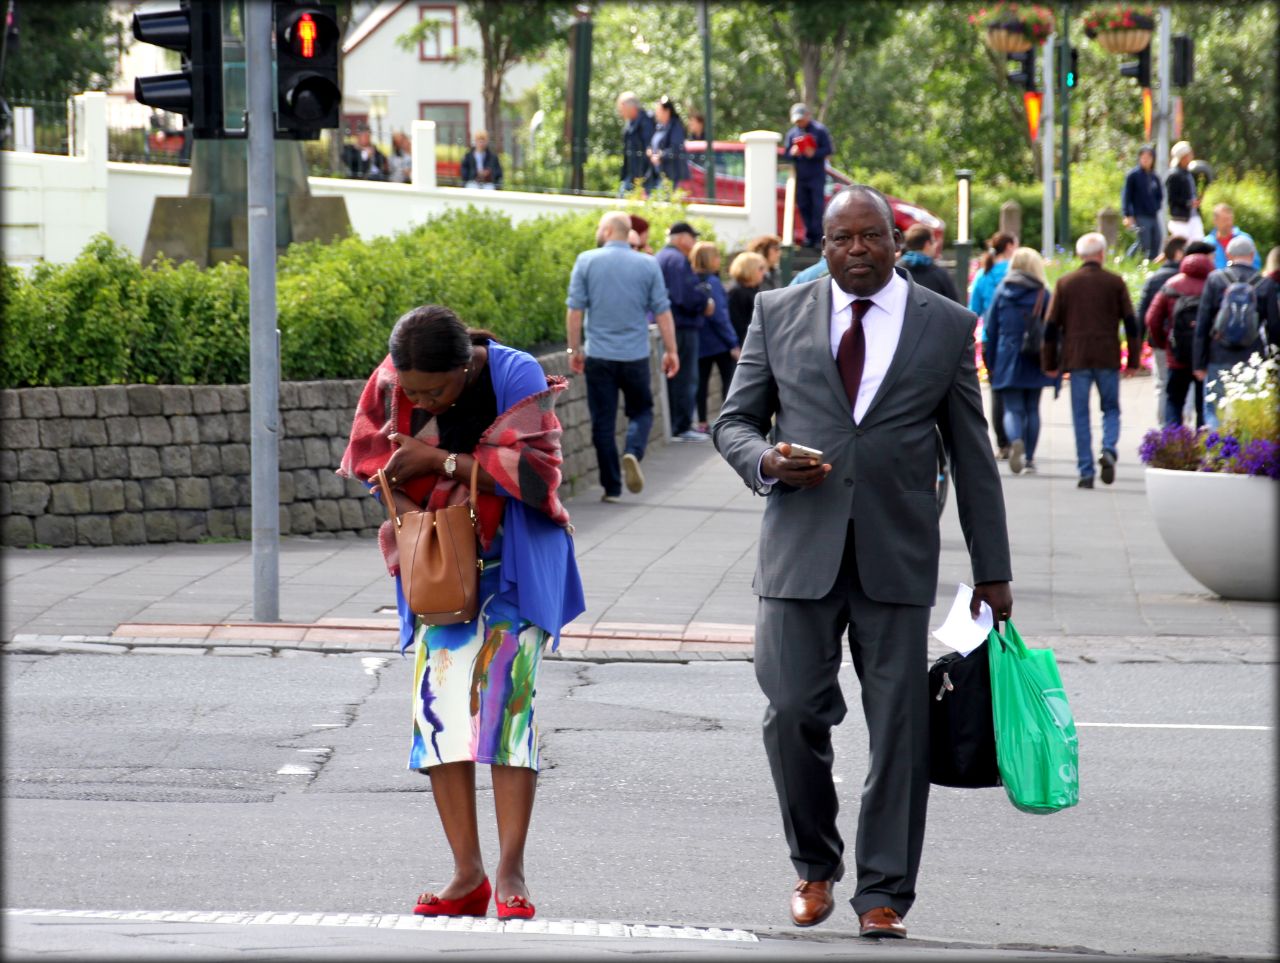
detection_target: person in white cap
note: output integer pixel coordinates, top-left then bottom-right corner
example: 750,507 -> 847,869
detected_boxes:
1164,141 -> 1204,241
783,103 -> 833,249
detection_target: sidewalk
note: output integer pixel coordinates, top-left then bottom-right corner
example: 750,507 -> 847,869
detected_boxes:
2,377 -> 1274,661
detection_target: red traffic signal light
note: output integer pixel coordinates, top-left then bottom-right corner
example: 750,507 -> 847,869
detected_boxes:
275,4 -> 341,135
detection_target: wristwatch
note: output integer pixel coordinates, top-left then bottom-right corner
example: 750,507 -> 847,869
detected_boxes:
442,452 -> 458,478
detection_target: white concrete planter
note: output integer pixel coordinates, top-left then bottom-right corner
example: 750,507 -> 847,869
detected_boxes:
1145,467 -> 1279,601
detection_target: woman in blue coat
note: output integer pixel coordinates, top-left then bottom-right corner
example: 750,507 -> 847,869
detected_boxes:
690,241 -> 740,433
645,95 -> 688,192
983,247 -> 1057,475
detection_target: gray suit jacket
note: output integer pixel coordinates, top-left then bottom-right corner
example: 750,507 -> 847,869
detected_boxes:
712,268 -> 1012,607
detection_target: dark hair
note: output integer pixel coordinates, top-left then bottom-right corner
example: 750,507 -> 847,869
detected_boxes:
657,94 -> 680,121
822,184 -> 895,235
903,223 -> 933,251
388,305 -> 498,372
979,232 -> 1018,273
1163,236 -> 1189,260
1182,240 -> 1215,257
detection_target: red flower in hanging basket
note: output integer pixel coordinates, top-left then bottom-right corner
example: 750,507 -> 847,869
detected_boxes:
971,1 -> 1056,44
1081,3 -> 1155,37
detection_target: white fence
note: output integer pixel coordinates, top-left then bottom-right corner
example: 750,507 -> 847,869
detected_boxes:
3,93 -> 782,267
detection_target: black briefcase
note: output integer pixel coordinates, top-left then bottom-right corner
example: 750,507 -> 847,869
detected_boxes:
928,641 -> 1001,788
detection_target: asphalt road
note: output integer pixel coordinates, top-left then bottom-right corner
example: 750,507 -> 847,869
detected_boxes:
3,651 -> 1274,959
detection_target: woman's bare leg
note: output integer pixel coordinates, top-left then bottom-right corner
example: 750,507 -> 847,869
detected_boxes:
491,764 -> 537,903
426,761 -> 486,897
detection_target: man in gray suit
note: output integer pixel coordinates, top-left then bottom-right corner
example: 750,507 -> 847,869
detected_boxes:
712,186 -> 1013,939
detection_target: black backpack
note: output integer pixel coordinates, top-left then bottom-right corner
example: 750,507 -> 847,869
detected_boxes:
1162,284 -> 1201,367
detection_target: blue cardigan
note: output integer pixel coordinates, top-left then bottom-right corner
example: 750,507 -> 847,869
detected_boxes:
698,274 -> 739,357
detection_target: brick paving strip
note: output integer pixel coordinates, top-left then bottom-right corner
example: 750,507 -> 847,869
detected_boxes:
1,620 -> 1274,664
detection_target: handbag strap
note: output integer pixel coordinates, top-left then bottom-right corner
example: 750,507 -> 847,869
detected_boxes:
1032,286 -> 1047,319
374,458 -> 482,529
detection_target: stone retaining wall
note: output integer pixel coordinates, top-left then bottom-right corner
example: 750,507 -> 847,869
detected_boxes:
0,335 -> 701,548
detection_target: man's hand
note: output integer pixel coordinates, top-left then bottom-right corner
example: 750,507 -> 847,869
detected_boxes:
802,146 -> 816,158
972,581 -> 1013,623
662,351 -> 680,378
730,346 -> 741,362
1193,369 -> 1206,382
1122,216 -> 1135,229
761,442 -> 830,489
789,144 -> 801,157
569,352 -> 586,375
384,432 -> 444,484
704,298 -> 716,316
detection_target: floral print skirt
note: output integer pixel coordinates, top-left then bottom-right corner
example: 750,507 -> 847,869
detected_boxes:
408,530 -> 548,772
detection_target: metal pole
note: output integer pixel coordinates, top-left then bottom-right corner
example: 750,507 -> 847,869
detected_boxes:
1155,5 -> 1172,231
698,0 -> 715,201
246,0 -> 279,622
1041,32 -> 1056,257
1058,6 -> 1071,251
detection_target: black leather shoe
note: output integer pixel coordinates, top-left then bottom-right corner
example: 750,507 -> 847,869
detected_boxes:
1099,449 -> 1116,485
1077,477 -> 1094,489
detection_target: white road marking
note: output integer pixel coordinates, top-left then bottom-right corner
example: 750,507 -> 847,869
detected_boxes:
1077,722 -> 1270,731
2,908 -> 758,941
361,657 -> 391,675
275,765 -> 314,775
310,723 -> 344,728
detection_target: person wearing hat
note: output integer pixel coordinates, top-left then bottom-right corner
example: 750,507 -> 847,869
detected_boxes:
1121,145 -> 1164,260
1164,141 -> 1203,241
341,122 -> 388,181
656,221 -> 716,441
783,103 -> 833,249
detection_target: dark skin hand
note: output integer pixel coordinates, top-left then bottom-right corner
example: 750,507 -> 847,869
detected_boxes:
760,442 -> 831,488
972,581 -> 1014,623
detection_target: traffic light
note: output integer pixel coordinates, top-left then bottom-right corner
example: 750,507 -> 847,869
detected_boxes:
131,1 -> 223,137
1119,45 -> 1151,88
275,4 -> 341,136
1007,48 -> 1036,92
1172,34 -> 1194,86
1066,46 -> 1078,88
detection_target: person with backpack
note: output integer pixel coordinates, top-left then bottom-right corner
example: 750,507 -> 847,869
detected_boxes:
982,247 -> 1057,475
1194,235 -> 1280,428
1136,236 -> 1188,423
1145,241 -> 1215,427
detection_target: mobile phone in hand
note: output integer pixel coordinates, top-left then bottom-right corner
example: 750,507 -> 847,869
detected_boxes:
785,443 -> 823,461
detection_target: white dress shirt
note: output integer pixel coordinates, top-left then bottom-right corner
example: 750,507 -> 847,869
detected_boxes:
829,269 -> 909,423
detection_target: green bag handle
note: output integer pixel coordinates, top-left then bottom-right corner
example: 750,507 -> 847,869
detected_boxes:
991,619 -> 1031,659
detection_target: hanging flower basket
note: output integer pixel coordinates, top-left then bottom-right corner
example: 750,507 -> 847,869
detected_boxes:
1083,4 -> 1155,54
986,24 -> 1034,53
970,3 -> 1056,52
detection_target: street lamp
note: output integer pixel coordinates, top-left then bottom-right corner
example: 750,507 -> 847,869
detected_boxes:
953,169 -> 974,298
359,89 -> 393,147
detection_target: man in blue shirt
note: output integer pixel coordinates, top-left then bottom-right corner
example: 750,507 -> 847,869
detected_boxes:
1121,145 -> 1163,260
655,222 -> 716,441
783,103 -> 833,249
567,212 -> 679,502
1204,203 -> 1261,270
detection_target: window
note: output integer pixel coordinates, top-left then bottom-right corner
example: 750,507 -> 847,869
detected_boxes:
417,5 -> 458,61
419,101 -> 470,147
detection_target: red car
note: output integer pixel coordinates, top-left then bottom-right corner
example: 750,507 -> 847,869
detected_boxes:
679,140 -> 946,248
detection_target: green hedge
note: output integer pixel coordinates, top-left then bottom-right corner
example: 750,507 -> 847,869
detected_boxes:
2,201 -> 716,388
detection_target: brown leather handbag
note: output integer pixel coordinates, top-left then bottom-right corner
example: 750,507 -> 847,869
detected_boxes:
374,461 -> 482,625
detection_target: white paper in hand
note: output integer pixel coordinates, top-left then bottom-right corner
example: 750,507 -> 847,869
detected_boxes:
931,582 -> 994,656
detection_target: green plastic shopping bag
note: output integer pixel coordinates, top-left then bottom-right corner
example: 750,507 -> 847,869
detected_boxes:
987,621 -> 1079,814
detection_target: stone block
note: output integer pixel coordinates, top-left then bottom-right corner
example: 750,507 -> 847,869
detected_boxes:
234,507 -> 253,538
95,385 -> 128,417
76,514 -> 113,547
57,449 -> 95,481
161,446 -> 192,476
206,509 -> 238,539
18,449 -> 60,481
128,447 -> 162,478
126,385 -> 164,416
279,382 -> 301,408
160,386 -> 193,415
93,446 -> 128,478
3,514 -> 35,547
311,409 -> 339,436
328,437 -> 347,462
38,420 -> 72,448
144,511 -> 178,542
303,437 -> 331,468
68,419 -> 108,447
210,474 -> 246,507
190,444 -> 221,475
316,469 -> 347,499
89,479 -> 126,513
138,416 -> 173,446
2,419 -> 39,449
362,496 -> 385,527
49,482 -> 91,515
106,416 -> 141,445
220,443 -> 250,475
279,438 -> 305,470
33,514 -> 76,547
0,450 -> 16,481
313,499 -> 341,531
199,414 -> 229,443
170,415 -> 199,444
277,471 -> 295,503
111,514 -> 146,545
338,497 -> 365,529
175,510 -> 207,542
121,480 -> 143,512
218,386 -> 248,412
175,476 -> 212,509
0,481 -> 7,515
299,382 -> 330,409
278,505 -> 292,536
142,477 -> 177,509
226,412 -> 250,443
20,387 -> 60,418
56,387 -> 97,417
1,389 -> 21,419
282,409 -> 314,437
292,469 -> 319,500
289,501 -> 316,534
191,386 -> 223,414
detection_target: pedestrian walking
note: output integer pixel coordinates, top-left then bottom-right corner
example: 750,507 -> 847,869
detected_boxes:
899,224 -> 963,304
341,123 -> 388,180
691,241 -> 740,434
645,95 -> 689,193
686,110 -> 705,140
712,186 -> 1012,940
1266,246 -> 1280,286
783,103 -> 833,249
460,130 -> 503,189
1204,203 -> 1260,270
1164,141 -> 1204,241
727,250 -> 769,344
616,91 -> 655,196
747,234 -> 783,290
971,232 -> 1018,459
1193,235 -> 1280,428
1121,145 -> 1164,260
1145,241 -> 1215,427
387,131 -> 413,183
337,305 -> 585,922
656,221 -> 716,441
566,212 -> 680,501
1041,232 -> 1142,488
1136,236 -> 1188,423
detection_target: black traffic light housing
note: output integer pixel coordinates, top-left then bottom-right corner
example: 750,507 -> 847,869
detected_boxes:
1172,34 -> 1194,86
1007,48 -> 1037,92
275,3 -> 342,137
1120,45 -> 1151,88
132,1 -> 224,138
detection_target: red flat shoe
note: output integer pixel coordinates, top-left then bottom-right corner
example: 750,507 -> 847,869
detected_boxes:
413,877 -> 491,917
495,894 -> 535,920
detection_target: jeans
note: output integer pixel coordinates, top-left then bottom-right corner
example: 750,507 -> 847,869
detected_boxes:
696,351 -> 736,423
797,178 -> 825,247
1164,367 -> 1204,428
667,327 -> 700,435
1068,368 -> 1120,478
1127,214 -> 1163,260
585,357 -> 654,497
1202,363 -> 1231,430
982,345 -> 1009,450
1000,387 -> 1044,460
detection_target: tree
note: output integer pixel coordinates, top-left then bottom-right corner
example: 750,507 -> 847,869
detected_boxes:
399,1 -> 572,153
0,0 -> 121,100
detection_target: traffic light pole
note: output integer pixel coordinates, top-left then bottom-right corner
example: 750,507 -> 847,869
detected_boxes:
1041,32 -> 1056,257
1058,4 -> 1071,252
1155,5 -> 1172,227
246,0 -> 280,621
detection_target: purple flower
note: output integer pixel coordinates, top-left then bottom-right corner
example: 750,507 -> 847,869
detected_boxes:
1138,424 -> 1202,470
1236,439 -> 1280,479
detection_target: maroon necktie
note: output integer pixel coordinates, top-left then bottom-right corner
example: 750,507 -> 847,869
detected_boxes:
837,298 -> 873,410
